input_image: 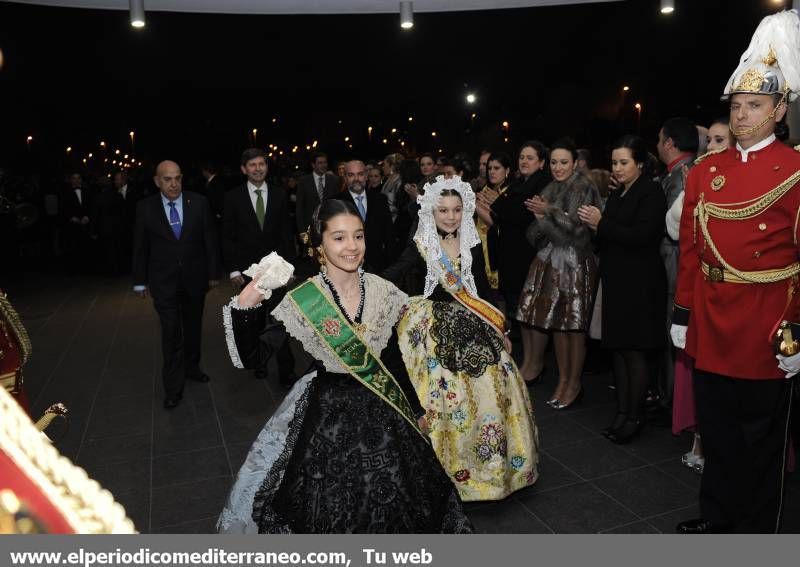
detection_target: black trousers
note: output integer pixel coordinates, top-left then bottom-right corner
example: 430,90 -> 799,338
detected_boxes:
694,369 -> 793,533
153,290 -> 206,398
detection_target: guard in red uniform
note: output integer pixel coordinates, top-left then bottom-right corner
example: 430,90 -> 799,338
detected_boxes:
0,290 -> 31,412
671,10 -> 800,533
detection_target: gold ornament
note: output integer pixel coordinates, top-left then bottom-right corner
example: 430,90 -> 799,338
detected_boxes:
762,46 -> 778,67
711,175 -> 726,191
733,68 -> 766,93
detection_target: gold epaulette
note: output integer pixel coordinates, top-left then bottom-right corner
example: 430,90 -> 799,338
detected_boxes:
0,291 -> 31,366
0,387 -> 136,533
694,147 -> 727,165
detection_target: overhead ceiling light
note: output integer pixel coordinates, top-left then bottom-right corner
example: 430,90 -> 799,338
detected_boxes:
400,1 -> 414,30
466,93 -> 476,104
130,0 -> 146,28
660,0 -> 675,14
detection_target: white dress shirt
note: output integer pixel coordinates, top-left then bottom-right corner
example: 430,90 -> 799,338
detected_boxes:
230,182 -> 269,279
736,134 -> 775,163
350,190 -> 367,217
313,173 -> 326,196
118,184 -> 128,200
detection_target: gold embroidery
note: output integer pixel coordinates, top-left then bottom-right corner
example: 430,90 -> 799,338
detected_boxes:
694,147 -> 726,165
711,175 -> 726,192
733,68 -> 767,93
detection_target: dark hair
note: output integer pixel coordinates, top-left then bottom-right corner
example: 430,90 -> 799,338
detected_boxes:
436,156 -> 452,167
576,148 -> 591,165
518,140 -> 548,162
310,151 -> 328,164
612,134 -> 649,165
710,116 -> 728,128
487,151 -> 512,171
310,199 -> 363,249
398,159 -> 422,186
661,117 -> 699,154
452,153 -> 477,182
439,189 -> 462,201
200,161 -> 218,174
550,137 -> 578,161
240,147 -> 267,166
419,152 -> 436,163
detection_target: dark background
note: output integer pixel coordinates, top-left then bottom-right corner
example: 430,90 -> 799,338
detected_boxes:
0,0 -> 784,173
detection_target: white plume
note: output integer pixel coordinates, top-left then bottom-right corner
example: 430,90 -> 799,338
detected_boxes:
725,9 -> 800,101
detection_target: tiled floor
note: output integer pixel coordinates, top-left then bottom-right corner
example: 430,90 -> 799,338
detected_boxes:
8,274 -> 799,533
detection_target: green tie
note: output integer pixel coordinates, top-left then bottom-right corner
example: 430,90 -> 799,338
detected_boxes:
255,189 -> 265,229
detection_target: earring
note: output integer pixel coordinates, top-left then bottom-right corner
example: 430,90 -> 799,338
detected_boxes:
317,246 -> 327,274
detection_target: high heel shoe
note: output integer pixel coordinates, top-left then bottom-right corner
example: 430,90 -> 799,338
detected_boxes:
551,387 -> 584,410
606,417 -> 645,444
602,413 -> 628,438
525,367 -> 547,388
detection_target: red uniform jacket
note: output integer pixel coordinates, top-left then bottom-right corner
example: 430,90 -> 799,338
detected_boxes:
675,141 -> 800,380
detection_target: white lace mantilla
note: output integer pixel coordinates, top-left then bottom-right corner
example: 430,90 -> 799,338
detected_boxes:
414,175 -> 481,298
272,274 -> 408,372
217,373 -> 315,534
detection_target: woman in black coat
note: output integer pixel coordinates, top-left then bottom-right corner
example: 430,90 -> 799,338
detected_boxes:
578,135 -> 667,444
490,142 -> 551,383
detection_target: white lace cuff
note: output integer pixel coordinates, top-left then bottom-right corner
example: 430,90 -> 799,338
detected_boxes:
222,296 -> 256,369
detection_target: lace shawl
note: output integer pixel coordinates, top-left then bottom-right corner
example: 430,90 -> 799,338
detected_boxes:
272,273 -> 408,372
413,175 -> 481,298
216,373 -> 315,533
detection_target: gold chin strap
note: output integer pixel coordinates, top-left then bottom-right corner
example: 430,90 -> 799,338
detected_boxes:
730,88 -> 788,137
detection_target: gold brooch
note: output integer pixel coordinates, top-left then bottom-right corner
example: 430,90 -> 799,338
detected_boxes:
711,175 -> 726,191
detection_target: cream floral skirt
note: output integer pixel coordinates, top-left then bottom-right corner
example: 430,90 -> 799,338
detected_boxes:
398,297 -> 540,501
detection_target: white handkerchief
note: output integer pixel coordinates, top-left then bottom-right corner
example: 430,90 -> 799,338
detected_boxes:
243,252 -> 294,300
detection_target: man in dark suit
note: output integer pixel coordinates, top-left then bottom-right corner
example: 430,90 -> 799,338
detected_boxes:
93,171 -> 141,274
224,148 -> 295,289
295,151 -> 340,236
335,160 -> 393,272
132,160 -> 220,409
200,161 -> 226,226
60,172 -> 94,273
224,148 -> 296,383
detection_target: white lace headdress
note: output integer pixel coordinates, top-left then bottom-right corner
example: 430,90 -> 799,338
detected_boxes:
413,175 -> 481,298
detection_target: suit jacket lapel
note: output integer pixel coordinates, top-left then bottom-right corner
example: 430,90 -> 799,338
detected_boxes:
181,194 -> 195,241
154,196 -> 176,240
263,185 -> 281,232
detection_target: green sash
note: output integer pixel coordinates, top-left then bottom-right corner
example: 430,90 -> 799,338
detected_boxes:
287,279 -> 424,437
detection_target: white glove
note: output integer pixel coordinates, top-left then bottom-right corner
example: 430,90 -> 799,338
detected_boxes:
776,352 -> 800,378
670,324 -> 687,349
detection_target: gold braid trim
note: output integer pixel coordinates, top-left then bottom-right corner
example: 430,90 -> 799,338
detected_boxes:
694,175 -> 800,283
0,387 -> 136,533
699,169 -> 800,220
0,291 -> 31,366
693,147 -> 727,165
